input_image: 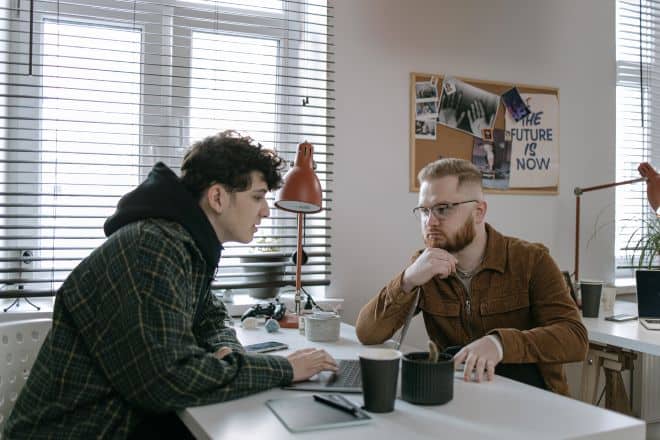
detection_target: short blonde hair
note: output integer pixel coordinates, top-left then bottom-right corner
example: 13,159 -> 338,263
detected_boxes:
417,158 -> 482,189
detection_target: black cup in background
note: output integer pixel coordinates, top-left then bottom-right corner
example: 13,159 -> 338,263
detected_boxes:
401,352 -> 454,405
580,282 -> 603,318
359,350 -> 401,413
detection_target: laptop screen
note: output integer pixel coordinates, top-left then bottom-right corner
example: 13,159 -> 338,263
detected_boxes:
635,270 -> 660,318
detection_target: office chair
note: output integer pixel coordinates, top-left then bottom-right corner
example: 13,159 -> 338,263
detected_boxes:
0,319 -> 52,435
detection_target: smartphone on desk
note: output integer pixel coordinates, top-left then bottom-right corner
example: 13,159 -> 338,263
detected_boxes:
604,314 -> 638,322
244,341 -> 289,353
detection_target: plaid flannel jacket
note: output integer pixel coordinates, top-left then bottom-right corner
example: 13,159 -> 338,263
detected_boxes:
5,219 -> 293,439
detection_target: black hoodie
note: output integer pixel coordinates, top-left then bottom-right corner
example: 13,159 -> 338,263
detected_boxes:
104,162 -> 222,273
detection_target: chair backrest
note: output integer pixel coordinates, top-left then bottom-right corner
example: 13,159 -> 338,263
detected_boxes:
0,319 -> 52,436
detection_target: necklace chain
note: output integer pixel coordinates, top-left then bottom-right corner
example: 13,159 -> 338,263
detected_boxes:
455,256 -> 484,278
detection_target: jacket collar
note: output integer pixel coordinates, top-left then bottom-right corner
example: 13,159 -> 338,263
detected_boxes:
481,223 -> 507,274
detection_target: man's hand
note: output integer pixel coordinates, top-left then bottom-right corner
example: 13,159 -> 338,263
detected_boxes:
453,336 -> 503,383
401,248 -> 457,292
287,348 -> 338,382
214,347 -> 232,359
638,162 -> 660,211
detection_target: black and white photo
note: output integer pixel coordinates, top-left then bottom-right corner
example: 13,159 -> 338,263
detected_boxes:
415,80 -> 438,102
437,77 -> 500,137
415,118 -> 436,140
415,101 -> 438,119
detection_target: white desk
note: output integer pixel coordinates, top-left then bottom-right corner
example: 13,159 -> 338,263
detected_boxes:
581,299 -> 660,421
583,300 -> 660,355
179,323 -> 645,440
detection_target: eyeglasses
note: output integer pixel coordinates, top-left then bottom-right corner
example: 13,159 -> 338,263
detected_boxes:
412,200 -> 479,221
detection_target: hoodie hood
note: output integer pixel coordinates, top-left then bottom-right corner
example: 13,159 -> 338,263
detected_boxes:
104,162 -> 221,270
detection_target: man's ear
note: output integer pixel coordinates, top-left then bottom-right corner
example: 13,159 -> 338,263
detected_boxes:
474,200 -> 488,224
205,183 -> 229,214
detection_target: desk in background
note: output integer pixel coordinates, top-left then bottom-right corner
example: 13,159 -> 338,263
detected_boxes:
179,323 -> 645,440
582,299 -> 660,421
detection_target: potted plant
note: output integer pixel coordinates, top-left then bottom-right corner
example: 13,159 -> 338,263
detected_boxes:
626,215 -> 660,269
239,238 -> 288,299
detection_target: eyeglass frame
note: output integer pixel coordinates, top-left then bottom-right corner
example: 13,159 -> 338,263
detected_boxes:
412,200 -> 479,221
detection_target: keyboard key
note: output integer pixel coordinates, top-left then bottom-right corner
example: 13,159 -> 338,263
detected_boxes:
327,360 -> 361,388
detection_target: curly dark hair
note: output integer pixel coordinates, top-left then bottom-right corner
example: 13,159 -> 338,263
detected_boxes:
181,130 -> 285,200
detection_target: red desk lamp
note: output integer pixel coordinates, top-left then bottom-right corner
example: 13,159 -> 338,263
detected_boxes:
275,141 -> 322,320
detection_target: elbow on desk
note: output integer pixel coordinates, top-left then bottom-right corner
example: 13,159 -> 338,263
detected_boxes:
354,320 -> 388,346
573,321 -> 590,362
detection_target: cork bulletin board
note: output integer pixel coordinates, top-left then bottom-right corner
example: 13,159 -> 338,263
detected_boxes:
410,72 -> 560,194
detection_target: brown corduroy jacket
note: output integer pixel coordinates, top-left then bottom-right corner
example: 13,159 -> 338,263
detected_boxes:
355,224 -> 588,395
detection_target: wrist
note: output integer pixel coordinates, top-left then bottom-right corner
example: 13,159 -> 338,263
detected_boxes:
401,271 -> 415,294
486,334 -> 504,362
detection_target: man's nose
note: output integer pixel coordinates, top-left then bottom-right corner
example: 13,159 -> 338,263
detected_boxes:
261,199 -> 270,218
425,212 -> 440,226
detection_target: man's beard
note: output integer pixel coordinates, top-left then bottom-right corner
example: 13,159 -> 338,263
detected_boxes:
424,215 -> 476,252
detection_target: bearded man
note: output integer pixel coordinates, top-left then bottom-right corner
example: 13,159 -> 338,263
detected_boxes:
355,158 -> 587,395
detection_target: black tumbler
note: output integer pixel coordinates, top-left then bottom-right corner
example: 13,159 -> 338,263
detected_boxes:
359,349 -> 401,413
580,281 -> 602,318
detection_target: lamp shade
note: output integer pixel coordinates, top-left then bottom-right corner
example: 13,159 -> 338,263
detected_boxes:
275,141 -> 322,213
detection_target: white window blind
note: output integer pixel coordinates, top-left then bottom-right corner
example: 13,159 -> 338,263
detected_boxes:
0,0 -> 334,300
616,0 -> 660,280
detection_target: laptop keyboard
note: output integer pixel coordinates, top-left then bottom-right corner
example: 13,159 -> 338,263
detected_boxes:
327,360 -> 361,388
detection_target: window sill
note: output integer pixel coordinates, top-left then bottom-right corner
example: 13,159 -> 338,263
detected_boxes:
220,292 -> 343,318
614,278 -> 636,295
0,297 -> 54,323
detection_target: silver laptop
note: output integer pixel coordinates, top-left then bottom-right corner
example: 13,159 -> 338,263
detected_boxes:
283,358 -> 363,393
636,270 -> 660,331
284,287 -> 422,393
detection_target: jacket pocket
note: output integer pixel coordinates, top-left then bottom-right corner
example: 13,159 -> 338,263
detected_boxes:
421,299 -> 463,346
480,293 -> 530,315
480,292 -> 531,331
423,300 -> 461,317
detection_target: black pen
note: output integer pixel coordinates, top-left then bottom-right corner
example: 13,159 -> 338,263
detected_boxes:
312,394 -> 359,416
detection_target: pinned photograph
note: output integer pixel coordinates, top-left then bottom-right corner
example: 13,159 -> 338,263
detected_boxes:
504,130 -> 512,142
415,119 -> 436,140
415,81 -> 438,102
502,87 -> 530,122
471,128 -> 512,190
437,77 -> 500,137
482,128 -> 493,142
416,101 -> 438,119
443,76 -> 457,96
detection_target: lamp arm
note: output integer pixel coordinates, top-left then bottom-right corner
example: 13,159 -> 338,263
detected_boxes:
573,176 -> 647,284
574,177 -> 645,195
294,212 -> 303,315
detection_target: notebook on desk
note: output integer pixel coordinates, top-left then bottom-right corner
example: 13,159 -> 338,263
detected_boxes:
266,394 -> 370,433
636,270 -> 660,331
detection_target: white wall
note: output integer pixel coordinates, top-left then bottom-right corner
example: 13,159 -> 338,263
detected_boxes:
330,0 -> 616,347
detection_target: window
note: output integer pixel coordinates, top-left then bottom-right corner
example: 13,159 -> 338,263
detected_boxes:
615,0 -> 660,282
0,0 -> 333,300
38,20 -> 142,291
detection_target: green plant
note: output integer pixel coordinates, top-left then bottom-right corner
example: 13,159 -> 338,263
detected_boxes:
253,237 -> 281,253
626,215 -> 660,269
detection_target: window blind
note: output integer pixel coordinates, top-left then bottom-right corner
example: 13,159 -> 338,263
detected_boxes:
616,0 -> 660,280
0,0 -> 334,299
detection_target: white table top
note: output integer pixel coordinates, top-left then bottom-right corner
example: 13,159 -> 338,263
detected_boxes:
583,300 -> 660,355
179,323 -> 644,440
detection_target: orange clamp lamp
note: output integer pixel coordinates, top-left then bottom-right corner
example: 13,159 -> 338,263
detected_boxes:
275,141 -> 322,317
